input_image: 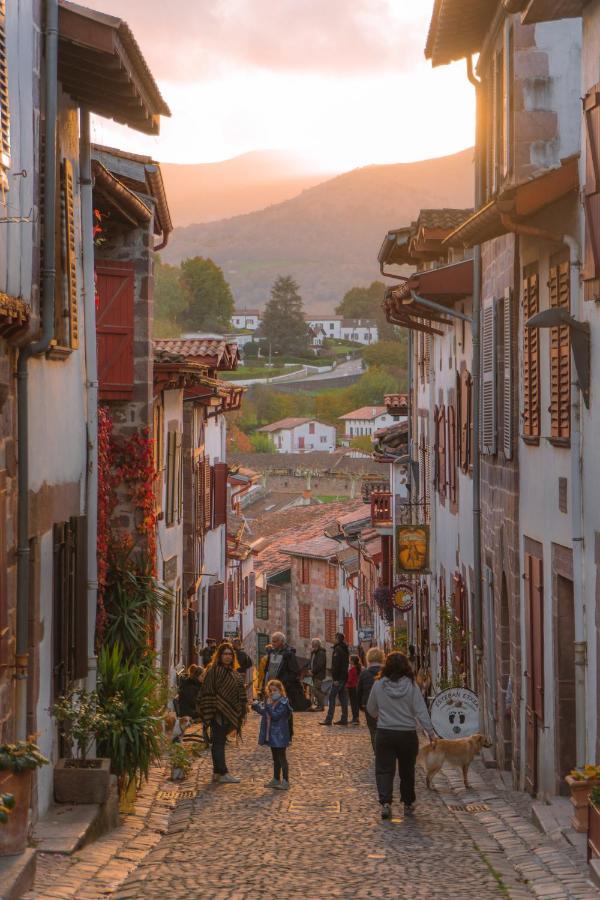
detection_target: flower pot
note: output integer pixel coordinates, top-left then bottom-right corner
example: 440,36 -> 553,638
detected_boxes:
118,778 -> 137,815
588,801 -> 600,861
54,758 -> 111,805
566,775 -> 600,832
0,769 -> 32,856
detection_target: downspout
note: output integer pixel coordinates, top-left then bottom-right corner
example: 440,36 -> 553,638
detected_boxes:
80,109 -> 99,689
503,212 -> 586,766
15,0 -> 59,739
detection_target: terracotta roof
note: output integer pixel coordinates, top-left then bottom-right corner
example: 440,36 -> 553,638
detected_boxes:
257,417 -> 316,433
425,0 -> 497,68
385,394 -> 409,414
340,406 -> 387,421
284,535 -> 341,560
417,208 -> 474,230
154,338 -> 240,371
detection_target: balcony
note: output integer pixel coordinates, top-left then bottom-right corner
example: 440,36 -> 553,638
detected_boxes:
371,491 -> 392,528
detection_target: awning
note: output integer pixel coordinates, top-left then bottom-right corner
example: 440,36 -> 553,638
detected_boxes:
425,0 -> 497,68
384,259 -> 473,335
92,160 -> 152,228
378,227 -> 414,267
58,1 -> 170,135
521,0 -> 583,24
446,156 -> 579,248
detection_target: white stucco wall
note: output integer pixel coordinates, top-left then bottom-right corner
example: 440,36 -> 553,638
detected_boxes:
272,421 -> 336,453
534,18 -> 582,165
343,412 -> 396,437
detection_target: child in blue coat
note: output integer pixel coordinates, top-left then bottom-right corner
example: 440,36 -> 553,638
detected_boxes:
252,678 -> 293,790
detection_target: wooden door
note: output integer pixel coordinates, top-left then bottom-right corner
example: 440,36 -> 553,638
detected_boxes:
556,574 -> 576,794
96,261 -> 135,399
524,552 -> 544,795
298,436 -> 305,450
207,582 -> 225,641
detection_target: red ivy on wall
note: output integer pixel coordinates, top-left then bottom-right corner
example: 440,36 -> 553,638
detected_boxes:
111,426 -> 157,573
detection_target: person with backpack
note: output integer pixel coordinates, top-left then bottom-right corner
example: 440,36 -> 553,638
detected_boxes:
346,654 -> 362,725
320,632 -> 350,726
357,646 -> 385,751
252,678 -> 293,790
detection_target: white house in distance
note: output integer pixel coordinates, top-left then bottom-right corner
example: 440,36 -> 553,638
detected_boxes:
258,417 -> 337,453
232,308 -> 261,331
340,406 -> 396,439
341,319 -> 378,344
305,314 -> 343,339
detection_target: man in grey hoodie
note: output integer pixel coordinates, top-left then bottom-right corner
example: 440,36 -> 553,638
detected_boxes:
366,651 -> 436,819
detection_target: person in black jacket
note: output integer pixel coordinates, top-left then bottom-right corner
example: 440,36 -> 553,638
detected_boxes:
357,647 -> 385,751
233,638 -> 253,677
264,632 -> 307,711
320,632 -> 349,726
309,638 -> 327,711
176,664 -> 204,719
201,639 -> 217,668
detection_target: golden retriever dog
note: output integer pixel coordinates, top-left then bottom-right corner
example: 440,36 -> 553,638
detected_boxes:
419,733 -> 491,790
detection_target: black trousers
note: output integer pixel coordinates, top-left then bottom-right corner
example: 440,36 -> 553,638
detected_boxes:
271,746 -> 289,781
375,729 -> 419,805
365,711 -> 378,753
210,720 -> 230,775
348,687 -> 360,722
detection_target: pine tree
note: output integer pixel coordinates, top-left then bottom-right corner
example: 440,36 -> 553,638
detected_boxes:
260,275 -> 309,357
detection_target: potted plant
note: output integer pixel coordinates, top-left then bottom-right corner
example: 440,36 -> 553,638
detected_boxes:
566,765 -> 600,832
168,743 -> 192,782
588,785 -> 600,861
0,740 -> 48,855
0,792 -> 15,825
52,689 -> 112,804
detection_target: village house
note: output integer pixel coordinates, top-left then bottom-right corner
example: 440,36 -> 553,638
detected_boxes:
257,416 -> 337,453
304,313 -> 343,339
231,308 -> 261,331
340,318 -> 379,344
424,0 -> 585,798
339,405 -> 398,440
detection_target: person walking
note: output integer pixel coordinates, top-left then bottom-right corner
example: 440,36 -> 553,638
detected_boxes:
201,638 -> 217,667
357,647 -> 385,751
264,632 -> 307,711
198,641 -> 248,784
366,651 -> 436,819
309,638 -> 327,711
346,655 -> 362,725
176,663 -> 204,719
233,637 -> 253,677
320,632 -> 350,726
252,679 -> 293,790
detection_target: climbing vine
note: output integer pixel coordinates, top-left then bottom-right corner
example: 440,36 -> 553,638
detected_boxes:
437,602 -> 469,691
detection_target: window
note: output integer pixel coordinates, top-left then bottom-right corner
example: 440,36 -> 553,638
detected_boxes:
329,323 -> 334,330
52,159 -> 79,352
213,462 -> 228,527
257,632 -> 270,663
299,602 -> 311,638
300,557 -> 310,584
325,609 -> 337,643
309,422 -> 315,435
320,435 -> 326,443
256,591 -> 269,620
549,260 -> 571,444
53,517 -> 88,699
325,562 -> 337,589
523,266 -> 541,441
96,261 -> 135,397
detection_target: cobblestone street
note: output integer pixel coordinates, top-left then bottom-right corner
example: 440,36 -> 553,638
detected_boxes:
27,715 -> 600,899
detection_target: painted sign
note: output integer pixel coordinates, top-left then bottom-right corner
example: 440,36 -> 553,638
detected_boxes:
358,628 -> 374,641
393,585 -> 414,612
430,687 -> 480,740
396,524 -> 429,574
224,617 -> 240,639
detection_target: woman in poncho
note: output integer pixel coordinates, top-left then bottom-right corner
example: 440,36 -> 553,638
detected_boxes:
198,641 -> 248,784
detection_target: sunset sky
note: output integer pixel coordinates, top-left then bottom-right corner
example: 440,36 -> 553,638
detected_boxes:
91,0 -> 475,172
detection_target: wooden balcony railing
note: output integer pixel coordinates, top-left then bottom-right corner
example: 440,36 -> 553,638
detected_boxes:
371,491 -> 392,526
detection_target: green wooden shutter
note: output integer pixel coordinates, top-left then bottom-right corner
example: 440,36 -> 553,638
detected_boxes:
481,300 -> 497,455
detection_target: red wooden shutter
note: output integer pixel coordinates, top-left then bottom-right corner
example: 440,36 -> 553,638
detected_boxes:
481,301 -> 497,455
299,602 -> 311,638
0,1 -> 10,171
503,289 -> 514,460
523,270 -> 541,440
63,159 -> 79,349
584,84 -> 600,281
549,261 -> 571,442
325,609 -> 337,643
433,406 -> 439,492
437,405 -> 446,503
343,614 -> 353,645
213,462 -> 228,527
448,404 -> 457,504
96,261 -> 135,399
203,456 -> 212,530
165,431 -> 176,527
207,582 -> 224,641
459,370 -> 472,472
227,579 -> 234,616
195,457 -> 203,533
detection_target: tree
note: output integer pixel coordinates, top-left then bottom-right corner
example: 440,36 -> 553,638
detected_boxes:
179,257 -> 234,332
250,433 -> 277,453
260,276 -> 309,356
350,367 -> 399,406
335,280 -> 398,341
153,255 -> 186,337
362,338 -> 407,389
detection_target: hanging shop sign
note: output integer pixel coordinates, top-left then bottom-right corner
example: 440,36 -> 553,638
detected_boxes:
223,618 -> 240,639
430,687 -> 480,740
392,585 -> 414,612
358,628 -> 375,641
396,524 -> 429,574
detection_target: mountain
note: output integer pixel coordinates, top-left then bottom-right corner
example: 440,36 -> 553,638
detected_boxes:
163,148 -> 475,311
161,150 -> 335,227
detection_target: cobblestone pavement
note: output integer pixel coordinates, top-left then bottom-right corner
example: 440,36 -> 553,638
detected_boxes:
27,715 -> 599,899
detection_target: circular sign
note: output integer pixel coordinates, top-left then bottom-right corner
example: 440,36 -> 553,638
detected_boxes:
430,687 -> 480,740
393,585 -> 414,612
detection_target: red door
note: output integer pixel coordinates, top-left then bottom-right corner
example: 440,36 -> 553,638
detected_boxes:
298,436 -> 305,450
207,582 -> 225,641
96,261 -> 135,399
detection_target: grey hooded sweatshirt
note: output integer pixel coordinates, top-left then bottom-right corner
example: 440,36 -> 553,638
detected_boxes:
366,676 -> 435,736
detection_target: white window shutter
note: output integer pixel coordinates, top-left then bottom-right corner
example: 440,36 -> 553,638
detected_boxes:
481,300 -> 497,455
503,289 -> 513,460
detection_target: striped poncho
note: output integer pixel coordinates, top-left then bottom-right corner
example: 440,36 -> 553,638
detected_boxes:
198,665 -> 248,735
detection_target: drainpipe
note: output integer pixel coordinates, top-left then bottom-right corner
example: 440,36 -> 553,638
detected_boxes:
79,108 -> 99,689
500,215 -> 586,766
15,0 -> 59,739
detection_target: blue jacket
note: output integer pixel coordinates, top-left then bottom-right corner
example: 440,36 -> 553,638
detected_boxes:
252,697 -> 292,748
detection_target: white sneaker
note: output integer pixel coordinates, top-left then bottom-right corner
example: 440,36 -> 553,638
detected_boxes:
264,778 -> 280,788
218,773 -> 241,784
275,779 -> 290,791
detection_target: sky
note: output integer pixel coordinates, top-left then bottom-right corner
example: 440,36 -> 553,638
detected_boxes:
90,0 -> 475,172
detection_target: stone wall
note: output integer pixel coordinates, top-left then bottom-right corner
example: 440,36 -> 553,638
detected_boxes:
290,557 -> 338,664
